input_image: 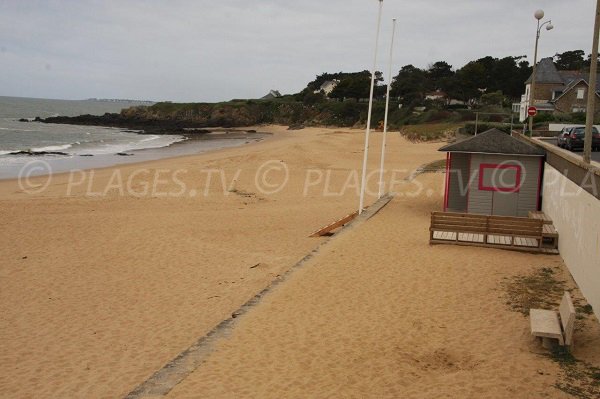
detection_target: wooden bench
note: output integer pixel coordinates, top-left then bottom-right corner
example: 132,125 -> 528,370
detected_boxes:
430,212 -> 544,250
530,292 -> 576,349
487,215 -> 544,248
542,224 -> 559,249
529,210 -> 553,225
529,211 -> 559,249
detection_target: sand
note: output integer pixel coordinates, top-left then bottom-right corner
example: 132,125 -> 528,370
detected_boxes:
1,125 -> 598,398
167,173 -> 600,398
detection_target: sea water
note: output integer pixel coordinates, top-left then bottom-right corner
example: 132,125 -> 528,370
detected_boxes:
0,96 -> 257,179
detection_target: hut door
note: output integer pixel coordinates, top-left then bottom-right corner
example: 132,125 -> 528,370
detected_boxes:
492,191 -> 518,216
478,163 -> 522,217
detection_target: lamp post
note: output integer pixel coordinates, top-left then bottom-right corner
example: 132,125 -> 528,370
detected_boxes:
583,0 -> 600,164
378,18 -> 397,199
358,0 -> 383,214
528,9 -> 554,136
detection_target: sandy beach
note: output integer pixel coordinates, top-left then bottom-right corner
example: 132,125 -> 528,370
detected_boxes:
1,125 -> 599,398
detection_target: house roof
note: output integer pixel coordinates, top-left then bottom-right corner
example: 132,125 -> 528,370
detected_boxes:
552,78 -> 600,103
535,102 -> 555,110
261,89 -> 282,99
525,58 -> 564,84
439,129 -> 546,156
559,70 -> 600,91
525,58 -> 600,91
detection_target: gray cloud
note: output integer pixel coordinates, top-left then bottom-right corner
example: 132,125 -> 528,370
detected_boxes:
0,0 -> 596,101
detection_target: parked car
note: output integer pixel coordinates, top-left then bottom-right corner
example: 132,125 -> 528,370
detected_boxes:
564,126 -> 600,151
557,127 -> 574,148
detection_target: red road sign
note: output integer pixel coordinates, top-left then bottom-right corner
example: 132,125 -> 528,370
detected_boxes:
527,106 -> 537,117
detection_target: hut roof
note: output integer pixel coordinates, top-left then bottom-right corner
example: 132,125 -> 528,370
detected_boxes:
439,129 -> 545,156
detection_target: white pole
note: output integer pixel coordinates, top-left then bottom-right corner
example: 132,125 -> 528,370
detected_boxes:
359,0 -> 384,214
378,18 -> 397,199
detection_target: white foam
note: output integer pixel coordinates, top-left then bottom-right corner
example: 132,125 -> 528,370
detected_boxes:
30,143 -> 73,152
139,135 -> 161,142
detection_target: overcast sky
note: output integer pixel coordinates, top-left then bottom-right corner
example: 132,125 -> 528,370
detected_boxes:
0,0 -> 597,102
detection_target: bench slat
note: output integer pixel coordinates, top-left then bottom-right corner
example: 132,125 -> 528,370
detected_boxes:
430,212 -> 546,251
431,219 -> 487,226
559,292 -> 576,346
530,309 -> 564,345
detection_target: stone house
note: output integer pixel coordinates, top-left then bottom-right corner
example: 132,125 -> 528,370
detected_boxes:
516,57 -> 600,121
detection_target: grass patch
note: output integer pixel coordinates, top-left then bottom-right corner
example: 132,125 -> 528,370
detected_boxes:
405,159 -> 447,181
548,347 -> 600,398
502,267 -> 599,397
502,267 -> 594,325
501,267 -> 566,316
421,159 -> 447,172
400,123 -> 461,142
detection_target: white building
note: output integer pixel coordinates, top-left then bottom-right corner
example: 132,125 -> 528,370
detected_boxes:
314,80 -> 340,96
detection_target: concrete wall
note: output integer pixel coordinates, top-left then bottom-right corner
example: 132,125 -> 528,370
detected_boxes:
542,164 -> 600,319
548,123 -> 600,133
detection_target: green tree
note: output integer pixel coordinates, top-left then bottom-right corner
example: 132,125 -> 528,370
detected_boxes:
450,61 -> 486,104
329,70 -> 384,101
390,65 -> 428,104
427,61 -> 454,91
583,53 -> 600,68
554,50 -> 586,70
302,72 -> 345,93
490,56 -> 530,99
481,90 -> 504,106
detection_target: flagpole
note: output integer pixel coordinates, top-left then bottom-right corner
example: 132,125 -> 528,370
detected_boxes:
378,18 -> 397,199
359,0 -> 384,214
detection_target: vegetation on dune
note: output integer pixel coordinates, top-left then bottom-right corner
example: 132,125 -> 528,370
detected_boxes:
399,123 -> 462,142
107,49 -> 600,137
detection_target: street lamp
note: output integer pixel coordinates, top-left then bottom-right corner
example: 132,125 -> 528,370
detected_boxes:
528,9 -> 554,136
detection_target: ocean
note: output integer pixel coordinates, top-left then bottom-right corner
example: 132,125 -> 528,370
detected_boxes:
0,96 -> 257,179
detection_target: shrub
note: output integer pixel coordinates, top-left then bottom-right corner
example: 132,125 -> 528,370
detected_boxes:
533,112 -> 555,124
464,121 -> 512,134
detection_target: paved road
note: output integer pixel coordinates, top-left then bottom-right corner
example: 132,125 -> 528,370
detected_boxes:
546,138 -> 600,163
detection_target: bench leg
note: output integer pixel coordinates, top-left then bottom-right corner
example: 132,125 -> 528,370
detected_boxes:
542,337 -> 558,350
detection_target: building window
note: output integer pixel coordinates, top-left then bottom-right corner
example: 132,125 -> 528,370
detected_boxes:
478,164 -> 522,193
577,88 -> 585,99
572,106 -> 586,113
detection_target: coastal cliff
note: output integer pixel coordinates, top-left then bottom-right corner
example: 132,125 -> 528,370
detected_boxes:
39,100 -> 377,133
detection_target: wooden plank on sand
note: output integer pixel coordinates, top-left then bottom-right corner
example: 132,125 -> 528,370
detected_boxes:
309,210 -> 359,237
